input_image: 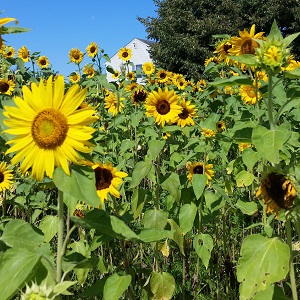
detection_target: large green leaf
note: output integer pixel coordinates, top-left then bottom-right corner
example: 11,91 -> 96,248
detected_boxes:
193,234 -> 214,269
242,148 -> 261,170
0,219 -> 44,251
39,215 -> 59,243
53,165 -> 100,208
143,209 -> 168,229
161,172 -> 181,202
237,234 -> 290,300
150,271 -> 175,300
168,219 -> 184,255
0,248 -> 41,300
147,139 -> 166,161
137,228 -> 174,243
235,170 -> 255,187
179,203 -> 197,234
252,126 -> 290,164
129,161 -> 152,189
131,189 -> 147,219
192,174 -> 207,199
236,200 -> 258,215
103,273 -> 131,300
209,75 -> 253,86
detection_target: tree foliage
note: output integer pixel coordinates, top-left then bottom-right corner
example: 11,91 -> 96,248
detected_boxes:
138,0 -> 300,79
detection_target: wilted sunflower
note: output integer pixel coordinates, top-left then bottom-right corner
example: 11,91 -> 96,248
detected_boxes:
37,56 -> 50,69
118,47 -> 132,61
86,41 -> 98,58
91,162 -> 128,204
69,72 -> 80,84
18,45 -> 30,62
229,24 -> 265,56
239,81 -> 262,105
216,121 -> 226,132
175,98 -> 197,128
186,162 -> 214,184
256,172 -> 297,216
0,78 -> 15,95
131,86 -> 147,105
142,62 -> 155,75
3,75 -> 98,181
104,91 -> 124,116
144,87 -> 182,127
202,128 -> 216,138
0,161 -> 13,192
69,48 -> 84,64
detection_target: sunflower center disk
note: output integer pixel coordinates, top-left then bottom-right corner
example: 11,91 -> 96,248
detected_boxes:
0,172 -> 4,183
156,100 -> 170,115
193,165 -> 204,174
31,108 -> 69,150
0,82 -> 9,93
178,108 -> 189,119
95,167 -> 113,190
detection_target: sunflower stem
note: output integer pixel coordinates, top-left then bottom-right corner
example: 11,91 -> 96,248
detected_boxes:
267,71 -> 275,130
286,215 -> 298,300
56,190 -> 64,283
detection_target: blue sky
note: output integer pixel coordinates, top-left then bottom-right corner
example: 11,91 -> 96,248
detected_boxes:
1,0 -> 157,76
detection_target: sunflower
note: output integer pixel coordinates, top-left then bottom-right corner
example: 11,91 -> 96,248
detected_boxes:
142,62 -> 155,75
175,77 -> 188,90
69,48 -> 84,64
2,45 -> 15,58
69,72 -> 80,84
126,71 -> 136,81
204,56 -> 220,66
0,17 -> 18,26
202,128 -> 216,138
3,75 -> 98,181
91,162 -> 128,204
256,172 -> 297,216
239,81 -> 262,105
175,98 -> 197,128
186,162 -> 214,184
37,56 -> 50,69
144,87 -> 182,127
216,121 -> 226,132
223,86 -> 234,95
118,47 -> 132,61
214,40 -> 233,64
112,70 -> 120,79
104,91 -> 124,116
229,24 -> 265,56
156,69 -> 169,83
0,161 -> 13,192
239,142 -> 251,152
196,79 -> 207,92
86,41 -> 98,58
131,86 -> 147,105
162,132 -> 171,140
125,82 -> 138,92
83,64 -> 95,78
0,78 -> 15,95
18,46 -> 30,62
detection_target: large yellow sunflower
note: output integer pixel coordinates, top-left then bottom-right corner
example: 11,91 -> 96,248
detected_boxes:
0,161 -> 13,192
229,24 -> 265,56
3,75 -> 98,181
104,91 -> 124,116
239,81 -> 262,105
92,162 -> 128,204
144,87 -> 182,127
0,78 -> 15,95
256,172 -> 297,217
186,162 -> 214,184
175,98 -> 197,128
37,56 -> 50,69
142,62 -> 155,75
86,41 -> 98,58
118,47 -> 132,61
18,46 -> 30,62
69,48 -> 84,64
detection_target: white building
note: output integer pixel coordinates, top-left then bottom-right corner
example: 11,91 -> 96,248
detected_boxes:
105,38 -> 154,83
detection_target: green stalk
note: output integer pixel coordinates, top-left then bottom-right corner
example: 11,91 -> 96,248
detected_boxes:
286,215 -> 298,300
267,71 -> 275,130
56,190 -> 64,283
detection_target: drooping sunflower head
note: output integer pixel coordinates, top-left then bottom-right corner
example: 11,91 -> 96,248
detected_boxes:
104,91 -> 124,116
175,98 -> 197,128
131,86 -> 147,105
0,78 -> 15,95
37,56 -> 50,69
216,121 -> 226,132
196,79 -> 207,92
86,41 -> 98,58
92,162 -> 128,204
186,161 -> 214,184
0,161 -> 13,192
83,64 -> 95,78
118,47 -> 132,61
3,75 -> 98,181
69,48 -> 84,64
142,62 -> 155,75
256,172 -> 298,217
144,87 -> 182,127
18,45 -> 30,62
69,72 -> 80,84
204,56 -> 220,66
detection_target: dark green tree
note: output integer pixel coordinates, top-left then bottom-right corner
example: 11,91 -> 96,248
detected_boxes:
138,0 -> 300,79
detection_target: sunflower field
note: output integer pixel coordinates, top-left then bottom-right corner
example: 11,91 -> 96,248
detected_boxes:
0,16 -> 300,300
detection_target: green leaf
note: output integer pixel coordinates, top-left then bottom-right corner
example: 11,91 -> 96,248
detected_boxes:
0,219 -> 44,251
209,75 -> 253,86
53,281 -> 77,296
150,271 -> 175,300
0,248 -> 41,300
137,228 -> 174,243
80,277 -> 107,297
192,174 -> 207,199
167,219 -> 184,255
242,148 -> 261,170
193,234 -> 214,269
53,165 -> 100,208
235,170 -> 255,187
161,172 -> 181,202
252,126 -> 290,164
143,209 -> 168,229
179,203 -> 197,234
129,161 -> 152,189
131,189 -> 147,219
147,139 -> 166,161
237,234 -> 290,300
236,199 -> 258,215
103,273 -> 132,300
39,215 -> 59,243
